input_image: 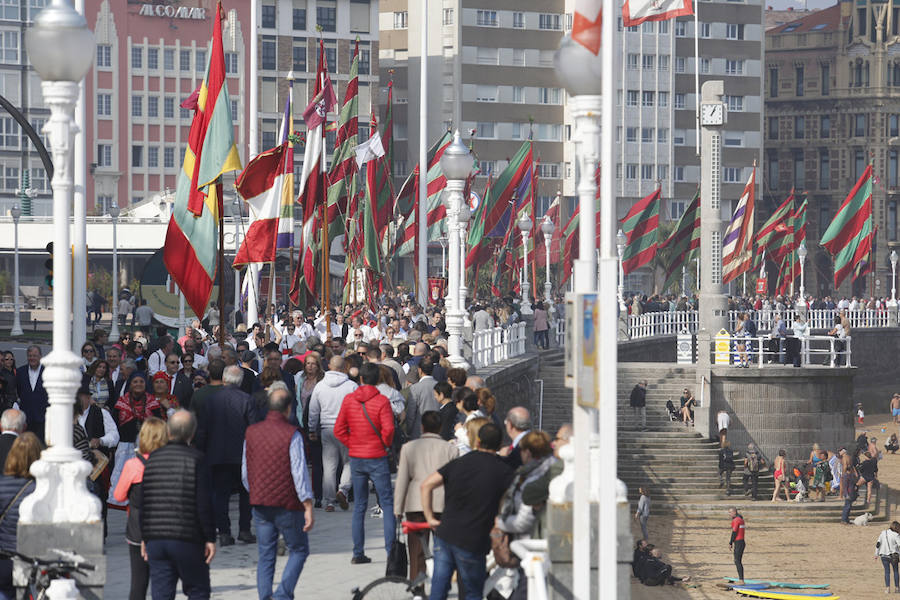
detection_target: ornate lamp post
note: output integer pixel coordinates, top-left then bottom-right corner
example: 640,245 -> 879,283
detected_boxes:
458,203 -> 471,312
439,130 -> 473,369
438,235 -> 448,278
616,228 -> 626,312
10,204 -> 23,336
892,250 -> 898,303
517,212 -> 533,315
20,0 -> 101,535
797,242 -> 808,302
109,203 -> 120,339
541,215 -> 555,304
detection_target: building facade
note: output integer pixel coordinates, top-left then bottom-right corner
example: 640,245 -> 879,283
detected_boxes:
766,1 -> 897,298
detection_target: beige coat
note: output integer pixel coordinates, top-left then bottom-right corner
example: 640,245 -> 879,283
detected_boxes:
394,433 -> 458,514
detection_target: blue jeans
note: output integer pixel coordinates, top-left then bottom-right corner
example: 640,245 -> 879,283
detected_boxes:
253,506 -> 310,600
146,539 -> 210,600
429,535 -> 486,600
349,456 -> 395,558
884,555 -> 900,588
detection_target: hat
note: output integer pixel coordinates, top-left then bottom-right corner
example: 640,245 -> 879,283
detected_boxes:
152,371 -> 171,384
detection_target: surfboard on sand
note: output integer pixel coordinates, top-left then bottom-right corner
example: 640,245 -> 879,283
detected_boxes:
724,578 -> 830,589
731,588 -> 839,600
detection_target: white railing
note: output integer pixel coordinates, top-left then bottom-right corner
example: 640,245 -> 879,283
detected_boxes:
555,317 -> 565,348
472,322 -> 528,368
709,334 -> 852,368
628,311 -> 699,339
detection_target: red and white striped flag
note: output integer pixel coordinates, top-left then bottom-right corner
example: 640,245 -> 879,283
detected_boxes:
623,0 -> 693,27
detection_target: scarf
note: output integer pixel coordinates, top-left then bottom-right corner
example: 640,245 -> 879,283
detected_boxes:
114,392 -> 161,426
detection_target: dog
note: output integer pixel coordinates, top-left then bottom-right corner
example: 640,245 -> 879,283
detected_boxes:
853,512 -> 873,526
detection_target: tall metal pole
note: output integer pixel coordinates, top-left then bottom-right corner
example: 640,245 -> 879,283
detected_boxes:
109,207 -> 120,339
233,207 -> 241,330
72,0 -> 87,349
543,226 -> 553,304
10,206 -> 23,336
246,0 -> 259,328
459,208 -> 470,311
417,0 -> 428,306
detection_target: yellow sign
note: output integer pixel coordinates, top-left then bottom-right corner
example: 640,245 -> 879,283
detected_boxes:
714,328 -> 731,365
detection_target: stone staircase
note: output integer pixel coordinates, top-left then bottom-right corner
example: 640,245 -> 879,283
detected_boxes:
537,350 -> 568,434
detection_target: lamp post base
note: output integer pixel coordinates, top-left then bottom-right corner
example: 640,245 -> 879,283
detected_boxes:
10,320 -> 23,337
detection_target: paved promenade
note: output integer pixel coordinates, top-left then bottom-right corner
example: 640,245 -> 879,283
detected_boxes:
103,498 -> 409,599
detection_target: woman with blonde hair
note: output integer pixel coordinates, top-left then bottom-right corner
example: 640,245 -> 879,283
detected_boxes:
464,416 -> 490,453
0,433 -> 41,598
113,417 -> 167,600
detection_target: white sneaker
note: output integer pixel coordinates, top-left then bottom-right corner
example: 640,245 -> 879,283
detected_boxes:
370,505 -> 383,518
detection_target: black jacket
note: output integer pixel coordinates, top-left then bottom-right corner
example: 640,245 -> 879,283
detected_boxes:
141,442 -> 215,543
195,385 -> 256,465
438,402 -> 458,441
172,370 -> 195,409
630,385 -> 646,408
0,433 -> 16,471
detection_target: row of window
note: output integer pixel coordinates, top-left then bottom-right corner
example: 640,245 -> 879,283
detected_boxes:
0,115 -> 45,149
767,113 -> 900,141
262,4 -> 344,33
768,65 -> 830,98
619,127 -> 670,143
0,0 -> 47,23
260,39 -> 370,74
619,19 -> 747,39
116,45 -> 208,74
617,164 -> 671,182
0,163 -> 48,193
473,10 -> 561,30
765,148 -> 888,192
625,54 -> 671,72
128,145 -> 179,169
472,160 -> 561,179
470,85 -> 561,105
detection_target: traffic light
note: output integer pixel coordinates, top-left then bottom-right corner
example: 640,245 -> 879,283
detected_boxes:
44,242 -> 53,290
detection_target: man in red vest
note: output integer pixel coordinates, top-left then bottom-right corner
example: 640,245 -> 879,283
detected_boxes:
242,386 -> 315,599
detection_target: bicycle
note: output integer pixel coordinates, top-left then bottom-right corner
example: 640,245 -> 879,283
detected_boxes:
0,548 -> 95,600
351,520 -> 432,600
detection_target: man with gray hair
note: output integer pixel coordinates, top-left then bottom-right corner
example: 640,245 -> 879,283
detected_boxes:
501,406 -> 532,469
0,408 -> 25,467
195,364 -> 257,546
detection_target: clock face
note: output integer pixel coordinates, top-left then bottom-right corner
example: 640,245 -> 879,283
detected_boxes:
701,103 -> 724,126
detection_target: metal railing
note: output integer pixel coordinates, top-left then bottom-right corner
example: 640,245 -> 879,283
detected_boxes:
629,311 -> 699,339
472,322 -> 527,369
554,317 -> 565,348
709,334 -> 852,368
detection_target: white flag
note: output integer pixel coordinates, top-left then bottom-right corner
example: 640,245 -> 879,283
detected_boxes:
355,130 -> 385,169
623,0 -> 693,28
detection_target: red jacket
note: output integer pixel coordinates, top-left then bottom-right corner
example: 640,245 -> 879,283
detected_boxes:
334,385 -> 395,459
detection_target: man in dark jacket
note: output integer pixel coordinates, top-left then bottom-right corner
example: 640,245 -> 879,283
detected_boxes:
195,365 -> 256,546
141,410 -> 216,599
15,346 -> 47,442
630,381 -> 647,431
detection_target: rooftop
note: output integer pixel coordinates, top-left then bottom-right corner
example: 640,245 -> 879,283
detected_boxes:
768,3 -> 840,34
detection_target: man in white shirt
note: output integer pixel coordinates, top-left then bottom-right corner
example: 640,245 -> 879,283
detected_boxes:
148,336 -> 175,375
134,299 -> 154,327
182,338 -> 209,370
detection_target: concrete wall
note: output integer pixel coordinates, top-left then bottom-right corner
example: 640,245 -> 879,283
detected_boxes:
480,352 -> 542,434
706,366 -> 856,464
618,335 -> 677,363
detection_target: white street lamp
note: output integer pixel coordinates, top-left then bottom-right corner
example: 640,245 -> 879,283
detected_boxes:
438,235 -> 448,279
797,241 -> 808,304
109,203 -> 120,339
438,130 -> 473,369
541,215 -> 555,304
10,204 -> 23,336
458,203 -> 471,312
21,0 -> 101,530
891,250 -> 898,303
616,229 -> 627,312
517,211 -> 534,316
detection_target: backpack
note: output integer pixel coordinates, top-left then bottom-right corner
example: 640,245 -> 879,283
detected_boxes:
748,452 -> 761,473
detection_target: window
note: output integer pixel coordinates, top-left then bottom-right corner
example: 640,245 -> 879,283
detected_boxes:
642,55 -> 654,70
294,7 -> 307,29
854,114 -> 866,137
658,56 -> 669,71
131,46 -> 142,69
393,11 -> 408,29
358,49 -> 370,74
293,43 -> 306,71
641,165 -> 654,180
658,92 -> 669,107
890,201 -> 898,241
0,117 -> 14,148
724,136 -> 742,147
261,4 -> 276,28
626,90 -> 639,106
675,21 -> 686,37
725,60 -> 744,75
148,96 -> 158,118
659,21 -> 669,34
147,48 -> 158,70
670,201 -> 686,219
891,115 -> 900,138
626,127 -> 637,142
0,164 -> 17,191
324,45 -> 336,69
476,122 -> 495,138
675,93 -> 685,109
535,124 -> 561,141
476,47 -> 498,65
725,95 -> 743,111
675,57 -> 685,73
795,66 -> 804,96
538,87 -> 561,104
767,154 -> 778,189
476,10 -> 498,26
180,105 -> 191,119
723,167 -> 741,183
642,91 -> 655,106
819,150 -> 830,189
642,21 -> 655,33
854,149 -> 865,180
673,130 -> 685,144
794,115 -> 804,138
700,22 -> 710,38
539,14 -> 561,30
131,95 -> 143,117
768,117 -> 778,139
261,37 -> 276,70
132,145 -> 143,168
164,49 -> 174,71
821,64 -> 830,95
769,67 -> 778,98
512,12 -> 523,28
641,127 -> 653,142
349,0 -> 370,34
164,97 -> 174,119
96,44 -> 111,68
147,146 -> 158,168
180,49 -> 191,71
538,163 -> 560,178
231,100 -> 238,120
97,93 -> 111,117
512,48 -> 525,66
627,54 -> 639,70
820,115 -> 831,138
626,164 -> 638,180
510,86 -> 523,103
196,50 -> 206,73
225,52 -> 238,74
892,150 -> 899,188
700,58 -> 710,74
476,85 -> 498,102
674,166 -> 685,181
726,23 -> 744,40
793,151 -> 804,188
317,4 -> 336,31
97,144 -> 112,168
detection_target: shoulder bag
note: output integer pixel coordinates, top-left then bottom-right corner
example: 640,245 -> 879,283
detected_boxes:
361,401 -> 397,473
0,481 -> 32,528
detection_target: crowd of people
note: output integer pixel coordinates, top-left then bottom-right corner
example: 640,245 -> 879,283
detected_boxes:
624,292 -> 900,315
0,290 -> 574,600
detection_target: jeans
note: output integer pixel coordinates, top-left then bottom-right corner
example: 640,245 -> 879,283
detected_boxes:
883,556 -> 900,588
533,329 -> 549,349
632,406 -> 646,429
211,464 -> 251,535
321,428 -> 350,506
349,456 -> 395,558
129,543 -> 150,600
639,515 -> 649,540
254,506 -> 310,600
307,434 -> 324,502
842,498 -> 853,523
146,539 -> 211,600
429,535 -> 486,600
743,472 -> 759,499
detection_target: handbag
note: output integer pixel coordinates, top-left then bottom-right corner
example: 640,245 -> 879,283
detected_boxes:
0,481 -> 32,528
360,401 -> 397,473
385,523 -> 408,577
892,552 -> 900,566
490,526 -> 520,569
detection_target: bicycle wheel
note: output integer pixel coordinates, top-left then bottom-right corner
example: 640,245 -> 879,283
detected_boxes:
355,576 -> 416,600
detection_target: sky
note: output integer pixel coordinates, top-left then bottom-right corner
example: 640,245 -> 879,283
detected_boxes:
765,0 -> 836,11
